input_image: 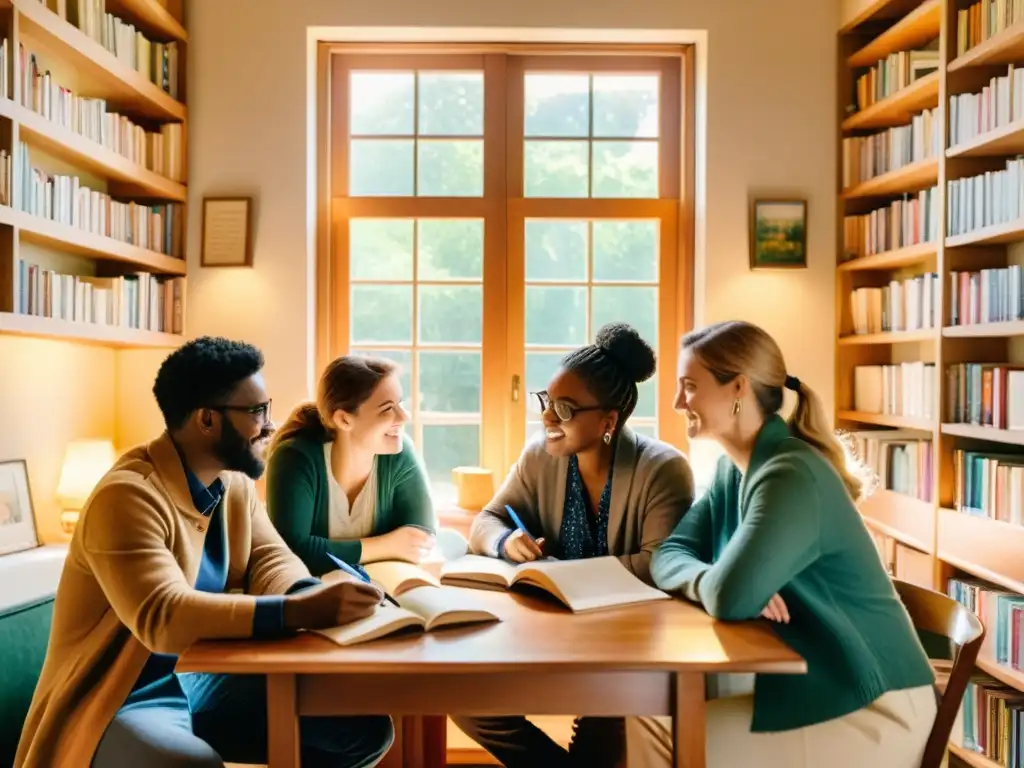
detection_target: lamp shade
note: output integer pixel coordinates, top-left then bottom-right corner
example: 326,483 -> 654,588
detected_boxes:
56,439 -> 116,508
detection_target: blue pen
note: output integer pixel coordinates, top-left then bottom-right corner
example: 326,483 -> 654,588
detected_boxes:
325,552 -> 400,607
504,504 -> 536,542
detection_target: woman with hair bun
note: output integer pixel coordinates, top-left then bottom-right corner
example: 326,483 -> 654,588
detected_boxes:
452,322 -> 696,768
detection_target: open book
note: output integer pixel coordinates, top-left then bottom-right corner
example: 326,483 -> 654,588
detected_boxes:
439,554 -> 669,613
311,585 -> 501,646
363,560 -> 441,596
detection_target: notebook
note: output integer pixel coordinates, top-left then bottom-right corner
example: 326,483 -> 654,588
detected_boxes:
438,554 -> 670,613
311,584 -> 501,646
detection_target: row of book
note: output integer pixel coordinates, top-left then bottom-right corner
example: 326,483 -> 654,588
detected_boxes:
956,0 -> 1024,57
847,430 -> 932,502
852,47 -> 939,114
16,142 -> 184,257
949,65 -> 1024,148
953,449 -> 1024,524
64,0 -> 182,100
949,266 -> 1024,326
841,187 -> 938,260
14,257 -> 185,335
852,363 -> 936,421
848,273 -> 939,334
20,42 -> 184,181
841,108 -> 939,190
947,157 -> 1024,239
946,362 -> 1024,431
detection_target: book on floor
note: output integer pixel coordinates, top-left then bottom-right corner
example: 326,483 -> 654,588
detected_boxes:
311,584 -> 501,646
363,560 -> 441,596
438,554 -> 669,613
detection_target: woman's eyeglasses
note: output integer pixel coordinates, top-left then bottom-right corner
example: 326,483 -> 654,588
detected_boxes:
531,391 -> 605,422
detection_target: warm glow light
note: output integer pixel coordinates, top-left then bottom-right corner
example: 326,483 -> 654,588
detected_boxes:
57,439 -> 116,509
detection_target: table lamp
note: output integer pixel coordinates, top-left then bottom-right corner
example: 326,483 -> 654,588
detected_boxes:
57,439 -> 116,534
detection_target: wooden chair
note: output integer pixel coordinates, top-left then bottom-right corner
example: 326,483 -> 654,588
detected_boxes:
891,579 -> 984,768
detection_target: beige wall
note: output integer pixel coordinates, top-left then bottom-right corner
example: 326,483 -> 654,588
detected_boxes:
78,0 -> 840,502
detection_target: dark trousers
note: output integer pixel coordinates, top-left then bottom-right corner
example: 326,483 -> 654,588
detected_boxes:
92,672 -> 393,768
449,714 -> 624,768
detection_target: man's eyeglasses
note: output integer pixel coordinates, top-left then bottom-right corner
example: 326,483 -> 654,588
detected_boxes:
209,400 -> 273,424
531,391 -> 604,422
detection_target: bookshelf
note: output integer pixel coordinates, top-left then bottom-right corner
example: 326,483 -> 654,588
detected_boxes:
838,1 -> 1024,763
0,0 -> 187,350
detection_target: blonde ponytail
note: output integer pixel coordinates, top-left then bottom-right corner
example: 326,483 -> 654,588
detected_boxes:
787,380 -> 863,501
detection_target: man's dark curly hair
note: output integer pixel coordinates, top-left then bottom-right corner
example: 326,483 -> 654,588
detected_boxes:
153,336 -> 265,430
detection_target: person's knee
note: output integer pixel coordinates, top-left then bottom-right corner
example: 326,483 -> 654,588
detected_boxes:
360,715 -> 395,765
449,714 -> 517,740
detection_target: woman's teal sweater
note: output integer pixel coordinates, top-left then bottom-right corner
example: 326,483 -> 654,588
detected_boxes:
265,433 -> 435,575
652,415 -> 936,732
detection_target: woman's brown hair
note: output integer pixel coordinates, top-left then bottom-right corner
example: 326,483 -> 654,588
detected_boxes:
682,320 -> 863,500
269,355 -> 397,454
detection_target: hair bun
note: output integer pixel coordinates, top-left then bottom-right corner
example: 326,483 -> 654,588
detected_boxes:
595,322 -> 657,383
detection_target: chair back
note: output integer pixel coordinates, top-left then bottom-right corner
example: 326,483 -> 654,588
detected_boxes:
891,579 -> 985,768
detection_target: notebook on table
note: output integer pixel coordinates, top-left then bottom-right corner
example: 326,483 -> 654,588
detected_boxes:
438,554 -> 669,613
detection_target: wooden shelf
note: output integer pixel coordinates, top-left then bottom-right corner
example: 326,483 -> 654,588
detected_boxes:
946,219 -> 1024,248
941,423 -> 1024,446
937,508 -> 1024,595
841,72 -> 939,131
949,744 -> 1002,768
943,321 -> 1024,338
0,206 -> 185,274
1,100 -> 185,201
838,328 -> 936,344
949,19 -> 1024,71
16,0 -> 186,122
105,0 -> 187,42
976,655 -> 1024,693
859,489 -> 934,553
837,410 -> 935,430
0,312 -> 183,348
838,242 -> 936,272
848,0 -> 941,67
840,0 -> 935,34
842,157 -> 938,198
947,120 -> 1024,158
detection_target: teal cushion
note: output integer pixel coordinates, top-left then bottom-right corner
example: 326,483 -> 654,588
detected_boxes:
0,596 -> 54,766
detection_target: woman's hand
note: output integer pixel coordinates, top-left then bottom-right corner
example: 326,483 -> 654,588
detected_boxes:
503,529 -> 546,563
761,593 -> 790,623
370,525 -> 435,563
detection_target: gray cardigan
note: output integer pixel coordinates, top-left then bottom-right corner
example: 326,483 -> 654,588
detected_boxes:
469,427 -> 695,585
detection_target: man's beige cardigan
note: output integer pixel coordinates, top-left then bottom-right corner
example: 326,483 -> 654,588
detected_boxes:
469,427 -> 695,585
15,432 -> 314,768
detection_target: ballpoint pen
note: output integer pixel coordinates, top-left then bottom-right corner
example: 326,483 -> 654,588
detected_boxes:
505,504 -> 536,543
325,552 -> 400,607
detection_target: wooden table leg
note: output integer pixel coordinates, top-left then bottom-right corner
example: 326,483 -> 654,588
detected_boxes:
421,715 -> 447,768
267,674 -> 300,768
673,672 -> 706,768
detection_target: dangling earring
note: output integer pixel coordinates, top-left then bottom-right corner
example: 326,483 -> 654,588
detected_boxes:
603,430 -> 613,444
732,399 -> 741,416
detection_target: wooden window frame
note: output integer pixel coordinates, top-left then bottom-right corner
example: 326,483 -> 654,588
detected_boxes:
316,42 -> 696,484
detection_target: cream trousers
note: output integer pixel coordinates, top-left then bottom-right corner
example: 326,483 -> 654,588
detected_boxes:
625,684 -> 938,768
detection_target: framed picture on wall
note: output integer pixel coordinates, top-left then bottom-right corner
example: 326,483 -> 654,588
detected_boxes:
0,460 -> 38,555
750,199 -> 808,269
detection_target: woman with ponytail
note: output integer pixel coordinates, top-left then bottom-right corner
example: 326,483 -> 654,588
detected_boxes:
265,355 -> 435,577
625,320 -> 936,768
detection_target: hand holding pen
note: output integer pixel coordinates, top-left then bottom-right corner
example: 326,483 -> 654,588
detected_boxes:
325,552 -> 401,608
502,504 -> 546,563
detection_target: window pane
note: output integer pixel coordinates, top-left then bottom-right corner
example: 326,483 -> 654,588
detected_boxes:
524,140 -> 589,198
593,75 -> 659,138
422,424 -> 481,493
524,74 -> 589,137
634,377 -> 656,419
418,285 -> 482,344
351,285 -> 413,344
418,139 -> 483,197
350,72 -> 414,135
525,421 -> 545,444
350,219 -> 413,280
525,220 -> 587,281
418,219 -> 483,280
592,221 -> 658,282
592,141 -> 658,198
526,351 -> 566,409
419,351 -> 481,412
350,139 -> 414,196
526,286 -> 586,346
418,73 -> 484,136
591,286 -> 657,347
631,423 -> 657,438
351,348 -> 413,399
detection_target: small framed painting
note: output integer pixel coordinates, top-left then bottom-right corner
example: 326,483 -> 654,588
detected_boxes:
750,199 -> 808,269
0,460 -> 38,555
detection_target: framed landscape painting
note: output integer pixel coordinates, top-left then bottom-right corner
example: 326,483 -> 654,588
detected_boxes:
0,460 -> 38,555
750,199 -> 807,269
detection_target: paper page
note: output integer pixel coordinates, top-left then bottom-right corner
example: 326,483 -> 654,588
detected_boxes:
398,585 -> 501,630
517,556 -> 669,612
364,560 -> 441,596
439,554 -> 519,587
310,603 -> 423,646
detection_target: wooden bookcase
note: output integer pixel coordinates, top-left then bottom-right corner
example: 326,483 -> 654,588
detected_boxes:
838,1 -> 1024,764
0,0 -> 186,349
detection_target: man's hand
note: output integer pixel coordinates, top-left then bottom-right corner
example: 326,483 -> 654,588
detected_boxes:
283,579 -> 383,630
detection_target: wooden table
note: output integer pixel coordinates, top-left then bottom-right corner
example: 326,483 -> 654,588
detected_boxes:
177,588 -> 804,768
